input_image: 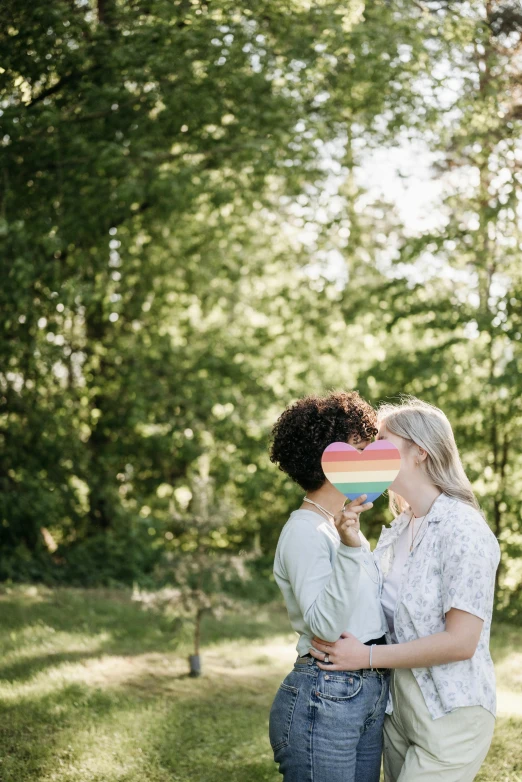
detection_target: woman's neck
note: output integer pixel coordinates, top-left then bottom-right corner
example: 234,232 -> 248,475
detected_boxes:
402,483 -> 442,518
300,484 -> 345,518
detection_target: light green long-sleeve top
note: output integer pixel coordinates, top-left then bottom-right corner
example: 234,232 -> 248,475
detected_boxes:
273,509 -> 388,658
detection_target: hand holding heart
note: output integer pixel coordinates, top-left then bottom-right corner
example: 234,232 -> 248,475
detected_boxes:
333,495 -> 373,548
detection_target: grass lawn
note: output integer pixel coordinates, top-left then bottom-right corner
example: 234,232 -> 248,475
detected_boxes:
0,585 -> 520,781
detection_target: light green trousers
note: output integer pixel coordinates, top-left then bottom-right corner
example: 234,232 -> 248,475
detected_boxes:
383,668 -> 495,782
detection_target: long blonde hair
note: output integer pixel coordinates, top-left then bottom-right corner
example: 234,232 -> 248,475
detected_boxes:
377,396 -> 481,517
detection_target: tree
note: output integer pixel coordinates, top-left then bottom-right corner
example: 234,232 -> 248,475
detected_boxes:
351,0 -> 522,615
166,454 -> 257,676
0,0 -> 422,577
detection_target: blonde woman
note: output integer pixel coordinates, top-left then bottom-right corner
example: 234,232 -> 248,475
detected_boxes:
308,397 -> 500,782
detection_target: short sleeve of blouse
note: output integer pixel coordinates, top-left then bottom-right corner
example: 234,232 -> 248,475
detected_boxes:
441,516 -> 500,620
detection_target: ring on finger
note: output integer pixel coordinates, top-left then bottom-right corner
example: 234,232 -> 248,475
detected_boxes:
323,653 -> 330,664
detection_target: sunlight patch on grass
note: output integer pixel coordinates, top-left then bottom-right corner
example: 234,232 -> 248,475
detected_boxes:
494,653 -> 522,695
497,690 -> 522,718
0,633 -> 298,710
43,708 -> 168,782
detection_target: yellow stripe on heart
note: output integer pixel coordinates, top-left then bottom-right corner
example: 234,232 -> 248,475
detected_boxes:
324,470 -> 400,483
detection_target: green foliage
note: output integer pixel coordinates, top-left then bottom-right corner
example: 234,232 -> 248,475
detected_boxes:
1,0 -> 522,618
0,0 -> 415,578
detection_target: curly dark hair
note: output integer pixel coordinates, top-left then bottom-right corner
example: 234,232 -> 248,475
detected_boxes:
269,391 -> 378,491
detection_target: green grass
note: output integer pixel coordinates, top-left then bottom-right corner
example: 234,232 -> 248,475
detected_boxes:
0,585 -> 520,781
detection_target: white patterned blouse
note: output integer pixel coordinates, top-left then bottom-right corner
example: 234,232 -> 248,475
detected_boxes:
373,492 -> 501,720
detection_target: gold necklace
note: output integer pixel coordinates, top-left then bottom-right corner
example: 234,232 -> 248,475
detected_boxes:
409,493 -> 441,552
302,496 -> 336,522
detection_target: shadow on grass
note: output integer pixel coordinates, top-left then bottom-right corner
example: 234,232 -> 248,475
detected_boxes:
0,682 -> 118,780
0,587 -> 291,697
142,669 -> 281,782
0,650 -> 106,683
0,588 -> 289,647
489,622 -> 522,667
0,616 -> 284,781
201,600 -> 290,647
0,589 -> 178,650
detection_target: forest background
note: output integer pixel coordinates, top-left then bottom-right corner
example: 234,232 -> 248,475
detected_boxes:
2,0 -> 522,625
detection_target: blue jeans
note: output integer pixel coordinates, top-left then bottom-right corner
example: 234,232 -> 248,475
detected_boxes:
269,655 -> 390,782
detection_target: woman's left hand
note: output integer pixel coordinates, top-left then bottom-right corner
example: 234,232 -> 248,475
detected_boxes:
309,632 -> 370,671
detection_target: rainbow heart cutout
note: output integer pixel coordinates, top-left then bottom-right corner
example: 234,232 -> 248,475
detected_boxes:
321,440 -> 401,502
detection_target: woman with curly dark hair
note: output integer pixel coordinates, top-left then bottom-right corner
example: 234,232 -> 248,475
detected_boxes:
268,390 -> 390,782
